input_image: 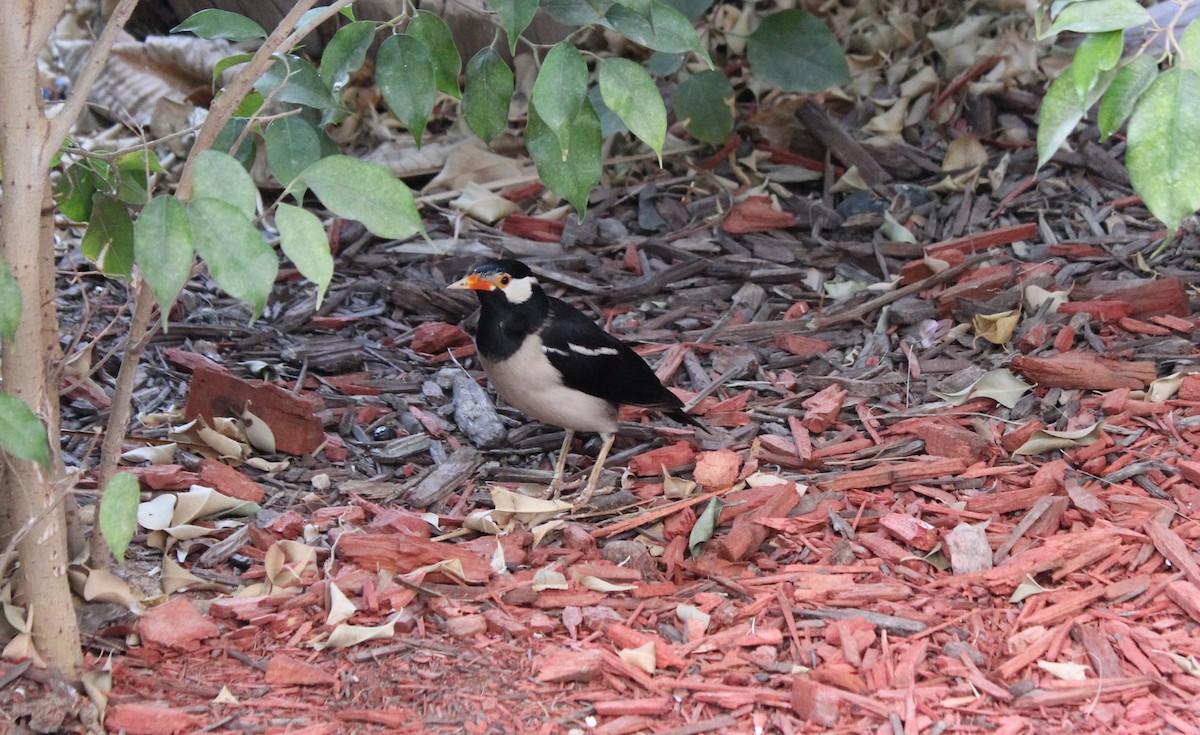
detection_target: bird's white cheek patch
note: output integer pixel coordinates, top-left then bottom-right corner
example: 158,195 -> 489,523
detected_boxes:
502,276 -> 537,304
568,343 -> 618,357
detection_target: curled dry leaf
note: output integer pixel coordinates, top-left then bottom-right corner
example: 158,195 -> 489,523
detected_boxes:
326,581 -> 357,627
213,687 -> 238,704
81,666 -> 111,720
81,568 -> 144,613
1009,575 -> 1054,604
532,566 -> 568,592
490,540 -> 506,574
972,308 -> 1021,345
162,557 -> 220,594
1013,421 -> 1106,456
933,368 -> 1034,409
662,466 -> 697,499
489,485 -> 571,526
451,182 -> 520,224
531,519 -> 565,547
617,641 -> 657,674
316,613 -> 402,651
1147,371 -> 1194,402
1023,284 -> 1070,313
578,576 -> 637,593
464,509 -> 506,535
264,540 -> 317,590
1036,660 -> 1089,681
121,442 -> 178,465
241,404 -> 276,454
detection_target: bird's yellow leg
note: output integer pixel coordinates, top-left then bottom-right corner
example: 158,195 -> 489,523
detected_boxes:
575,432 -> 615,507
543,429 -> 575,499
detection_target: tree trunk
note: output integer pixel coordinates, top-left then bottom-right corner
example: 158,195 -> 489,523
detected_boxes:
0,0 -> 84,678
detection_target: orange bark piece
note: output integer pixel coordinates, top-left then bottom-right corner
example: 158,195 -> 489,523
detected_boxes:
411,321 -> 472,354
337,533 -> 492,583
162,347 -> 226,374
185,365 -> 325,455
628,441 -> 696,476
137,597 -> 219,652
592,698 -> 674,716
926,222 -> 1038,259
1073,276 -> 1189,317
265,654 -> 336,686
131,464 -> 200,491
801,384 -> 846,433
1117,316 -> 1172,336
895,418 -> 989,461
714,482 -> 802,561
606,622 -> 686,670
815,457 -> 968,493
1180,375 -> 1200,401
197,458 -> 266,503
721,195 -> 798,233
1056,300 -> 1132,321
693,448 -> 741,488
791,678 -> 840,726
104,704 -> 201,735
1009,352 -> 1156,390
536,648 -> 606,682
1165,581 -> 1200,624
500,212 -> 565,242
774,333 -> 832,358
879,513 -> 939,551
999,420 -> 1044,454
1148,313 -> 1196,332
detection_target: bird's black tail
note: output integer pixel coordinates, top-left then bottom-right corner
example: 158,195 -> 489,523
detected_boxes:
666,408 -> 709,432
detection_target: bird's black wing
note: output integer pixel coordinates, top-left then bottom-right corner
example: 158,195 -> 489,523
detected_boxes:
540,297 -> 688,414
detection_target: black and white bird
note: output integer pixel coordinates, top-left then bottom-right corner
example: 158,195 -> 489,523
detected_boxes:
448,258 -> 703,504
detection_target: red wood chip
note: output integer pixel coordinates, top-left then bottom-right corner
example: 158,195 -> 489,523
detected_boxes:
692,448 -> 741,487
265,654 -> 336,686
136,597 -> 219,652
105,704 -> 201,735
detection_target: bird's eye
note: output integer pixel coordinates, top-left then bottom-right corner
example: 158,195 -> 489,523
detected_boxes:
499,275 -> 511,286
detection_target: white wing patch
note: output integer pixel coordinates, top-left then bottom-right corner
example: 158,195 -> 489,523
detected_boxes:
543,346 -> 568,357
569,343 -> 619,357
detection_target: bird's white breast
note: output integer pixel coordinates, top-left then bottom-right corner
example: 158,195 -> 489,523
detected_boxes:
481,335 -> 619,434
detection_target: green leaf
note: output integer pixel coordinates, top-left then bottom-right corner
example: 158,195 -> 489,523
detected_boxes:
0,256 -> 20,342
233,90 -> 264,118
1045,0 -> 1151,35
1073,30 -> 1123,102
134,196 -> 194,327
376,34 -> 437,147
213,118 -> 255,166
188,198 -> 278,320
1180,22 -> 1200,72
599,58 -> 666,162
747,9 -> 850,92
300,155 -> 423,240
673,70 -> 734,144
540,0 -> 613,26
1036,63 -> 1115,168
276,204 -> 334,308
646,51 -> 685,77
588,86 -> 628,138
171,9 -> 266,42
526,100 -> 602,218
99,472 -> 140,566
265,116 -> 323,194
531,42 -> 590,153
0,394 -> 50,467
213,52 -> 254,87
463,47 -> 514,143
663,0 -> 713,20
254,55 -> 339,110
192,149 -> 258,219
319,21 -> 375,93
114,151 -> 163,207
491,0 -> 539,54
1126,68 -> 1200,237
408,11 -> 462,99
606,0 -> 711,63
1098,55 -> 1158,140
54,162 -> 103,222
81,195 -> 134,277
688,496 -> 725,557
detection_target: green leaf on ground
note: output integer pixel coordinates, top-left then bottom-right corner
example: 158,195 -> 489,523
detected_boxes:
408,11 -> 462,99
599,58 -> 666,162
134,196 -> 194,327
255,55 -> 339,110
1045,0 -> 1151,35
747,9 -> 850,92
377,34 -> 437,147
100,472 -> 140,566
1127,68 -> 1200,237
265,116 -> 323,195
192,149 -> 257,219
1073,30 -> 1124,109
276,203 -> 334,308
81,195 -> 135,277
320,21 -> 376,93
531,42 -> 589,153
300,155 -> 423,240
171,9 -> 266,42
188,198 -> 278,321
606,0 -> 711,64
463,47 -> 514,143
688,496 -> 725,557
1098,55 -> 1158,140
526,100 -> 602,219
0,395 -> 50,467
0,255 -> 20,342
492,0 -> 539,53
673,70 -> 734,144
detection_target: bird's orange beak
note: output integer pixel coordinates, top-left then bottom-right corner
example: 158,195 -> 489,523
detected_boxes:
447,273 -> 495,291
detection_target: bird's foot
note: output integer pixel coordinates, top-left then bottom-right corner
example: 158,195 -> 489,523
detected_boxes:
538,476 -> 581,500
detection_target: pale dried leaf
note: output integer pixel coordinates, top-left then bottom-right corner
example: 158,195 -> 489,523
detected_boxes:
121,442 -> 178,465
464,509 -> 507,535
531,519 -> 565,547
617,641 -> 657,674
934,369 -> 1034,409
326,581 -> 357,626
213,686 -> 239,704
1013,422 -> 1106,456
450,182 -> 520,224
317,614 -> 401,650
1023,284 -> 1069,313
532,566 -> 568,591
1009,575 -> 1053,603
1036,660 -> 1089,681
489,485 -> 571,526
82,568 -> 144,612
162,556 -> 220,594
662,465 -> 697,499
1147,372 -> 1193,402
578,576 -> 637,592
972,308 -> 1021,345
241,404 -> 276,454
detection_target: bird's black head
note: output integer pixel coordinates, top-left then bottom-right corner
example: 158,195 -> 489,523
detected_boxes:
447,258 -> 542,306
